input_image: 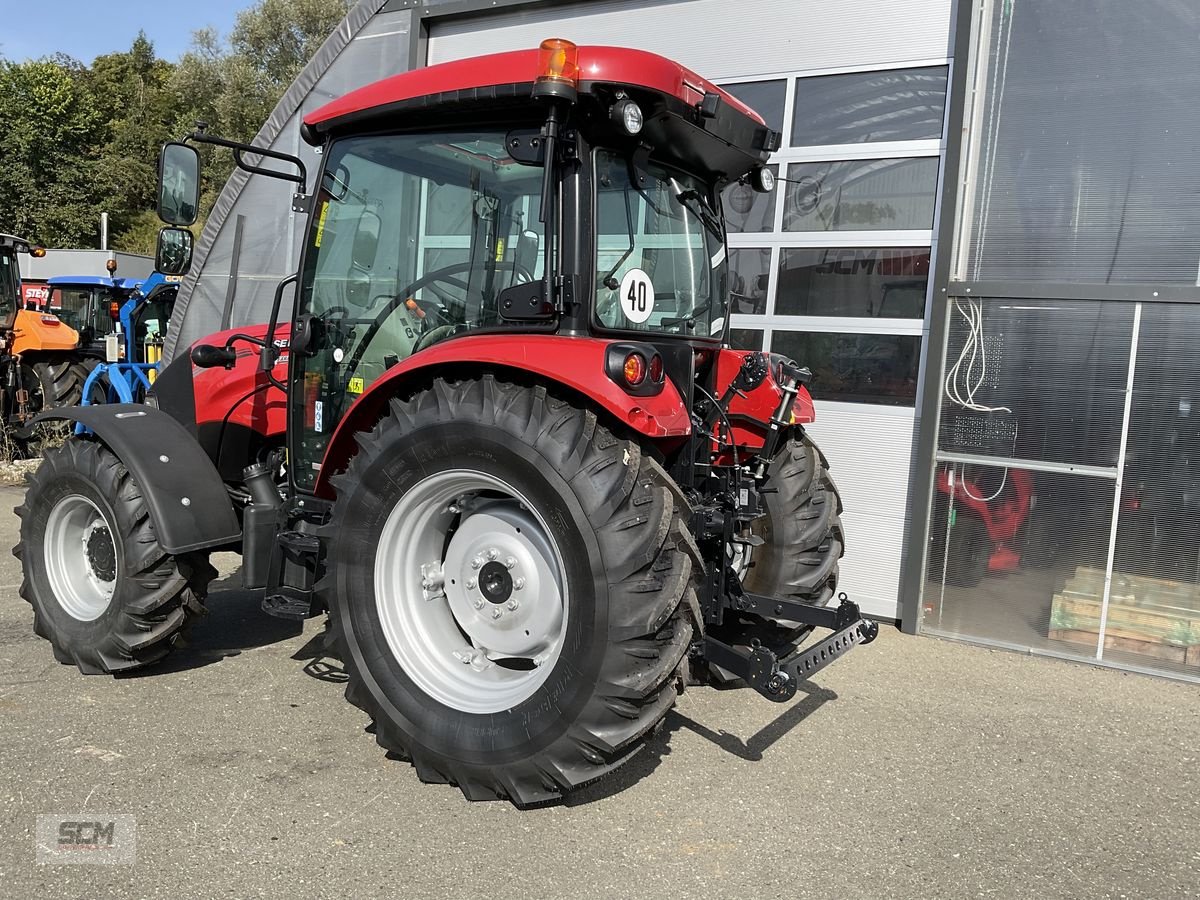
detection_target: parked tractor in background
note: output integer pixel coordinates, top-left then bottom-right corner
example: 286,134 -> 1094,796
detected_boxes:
0,234 -> 91,454
15,41 -> 877,805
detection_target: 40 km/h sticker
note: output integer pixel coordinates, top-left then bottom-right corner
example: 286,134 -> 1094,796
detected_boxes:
619,268 -> 654,324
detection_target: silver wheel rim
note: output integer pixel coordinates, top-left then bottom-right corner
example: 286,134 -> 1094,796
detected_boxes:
374,469 -> 569,714
43,495 -> 117,621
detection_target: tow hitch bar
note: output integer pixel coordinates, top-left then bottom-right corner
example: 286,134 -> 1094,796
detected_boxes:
703,594 -> 878,703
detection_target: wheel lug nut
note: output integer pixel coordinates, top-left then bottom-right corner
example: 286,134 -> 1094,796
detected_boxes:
514,577 -> 526,591
491,608 -> 502,619
504,556 -> 516,570
487,548 -> 499,560
471,556 -> 484,569
506,599 -> 519,611
466,577 -> 477,589
472,599 -> 484,610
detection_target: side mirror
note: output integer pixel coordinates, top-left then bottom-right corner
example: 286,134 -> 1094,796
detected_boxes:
514,229 -> 539,280
158,142 -> 201,226
351,208 -> 382,271
156,227 -> 194,276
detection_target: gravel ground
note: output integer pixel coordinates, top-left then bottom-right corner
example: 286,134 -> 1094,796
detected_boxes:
0,485 -> 1196,898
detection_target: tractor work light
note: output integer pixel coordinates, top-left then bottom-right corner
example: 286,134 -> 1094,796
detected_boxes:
533,38 -> 579,100
750,166 -> 775,193
611,97 -> 644,135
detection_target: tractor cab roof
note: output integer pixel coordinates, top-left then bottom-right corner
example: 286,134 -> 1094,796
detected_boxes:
0,234 -> 34,254
47,275 -> 141,290
302,44 -> 777,184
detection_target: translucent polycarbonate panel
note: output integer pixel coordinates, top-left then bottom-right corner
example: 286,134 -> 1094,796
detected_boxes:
776,247 -> 929,318
729,328 -> 763,351
1106,304 -> 1200,677
721,80 -> 787,133
728,248 -> 773,316
791,66 -> 948,147
722,165 -> 777,235
958,1 -> 1200,284
936,298 -> 1134,468
922,463 -> 1115,660
783,158 -> 939,232
771,331 -> 920,406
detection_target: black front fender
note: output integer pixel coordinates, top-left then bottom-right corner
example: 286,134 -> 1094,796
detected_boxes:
29,404 -> 241,555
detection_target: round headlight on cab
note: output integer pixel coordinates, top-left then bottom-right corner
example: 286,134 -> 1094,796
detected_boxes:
750,166 -> 775,193
612,98 -> 644,135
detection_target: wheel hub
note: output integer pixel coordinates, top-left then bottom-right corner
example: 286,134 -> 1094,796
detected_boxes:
477,560 -> 513,604
85,523 -> 117,583
43,494 -> 117,622
442,502 -> 562,659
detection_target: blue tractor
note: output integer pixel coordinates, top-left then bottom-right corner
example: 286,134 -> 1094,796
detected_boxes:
43,272 -> 178,406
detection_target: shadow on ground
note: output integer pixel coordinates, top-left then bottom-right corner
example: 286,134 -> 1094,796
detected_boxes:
122,572 -> 304,676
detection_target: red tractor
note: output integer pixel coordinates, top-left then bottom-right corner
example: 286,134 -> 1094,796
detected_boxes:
15,40 -> 875,804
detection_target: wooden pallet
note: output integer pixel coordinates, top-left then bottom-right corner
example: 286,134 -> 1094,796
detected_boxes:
1048,566 -> 1200,667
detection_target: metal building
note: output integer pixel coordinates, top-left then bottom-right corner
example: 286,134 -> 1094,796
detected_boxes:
169,0 -> 1200,682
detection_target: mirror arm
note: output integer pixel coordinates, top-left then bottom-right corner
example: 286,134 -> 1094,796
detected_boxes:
187,132 -> 307,188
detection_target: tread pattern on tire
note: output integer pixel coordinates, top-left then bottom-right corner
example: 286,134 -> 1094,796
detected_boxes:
322,375 -> 703,806
13,439 -> 216,675
744,434 -> 844,607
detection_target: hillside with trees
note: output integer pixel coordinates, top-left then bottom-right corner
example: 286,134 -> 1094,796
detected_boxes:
0,0 -> 352,253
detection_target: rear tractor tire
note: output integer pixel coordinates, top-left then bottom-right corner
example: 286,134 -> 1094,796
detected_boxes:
716,434 -> 844,661
13,356 -> 88,455
322,376 -> 701,805
14,439 -> 216,674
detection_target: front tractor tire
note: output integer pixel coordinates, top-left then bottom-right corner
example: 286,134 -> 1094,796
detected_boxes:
323,376 -> 701,805
14,439 -> 216,674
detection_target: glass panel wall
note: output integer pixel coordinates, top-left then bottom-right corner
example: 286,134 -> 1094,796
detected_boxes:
719,64 -> 946,407
956,1 -> 1200,284
790,67 -> 949,146
923,298 -> 1200,680
924,0 -> 1200,680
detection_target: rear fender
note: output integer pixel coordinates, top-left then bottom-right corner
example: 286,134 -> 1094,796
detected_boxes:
28,405 -> 241,554
313,334 -> 691,497
10,309 -> 79,355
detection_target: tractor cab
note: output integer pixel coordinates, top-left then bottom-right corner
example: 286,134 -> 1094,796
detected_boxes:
0,234 -> 45,328
284,41 -> 780,487
43,275 -> 139,348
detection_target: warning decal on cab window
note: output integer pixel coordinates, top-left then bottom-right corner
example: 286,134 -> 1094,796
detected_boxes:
348,376 -> 365,394
314,201 -> 330,247
619,268 -> 654,324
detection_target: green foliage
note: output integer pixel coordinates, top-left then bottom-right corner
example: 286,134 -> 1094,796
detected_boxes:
0,0 -> 352,253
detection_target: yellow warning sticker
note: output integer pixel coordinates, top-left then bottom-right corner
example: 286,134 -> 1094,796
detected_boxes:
495,237 -> 505,262
348,376 -> 365,394
314,201 -> 330,247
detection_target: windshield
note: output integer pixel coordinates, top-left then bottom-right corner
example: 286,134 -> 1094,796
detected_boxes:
294,130 -> 545,489
594,149 -> 727,339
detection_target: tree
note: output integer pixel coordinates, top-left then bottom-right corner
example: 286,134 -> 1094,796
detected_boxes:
0,1 -> 352,251
0,56 -> 106,246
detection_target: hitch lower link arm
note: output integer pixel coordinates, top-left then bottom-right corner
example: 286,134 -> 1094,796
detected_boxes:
702,595 -> 879,703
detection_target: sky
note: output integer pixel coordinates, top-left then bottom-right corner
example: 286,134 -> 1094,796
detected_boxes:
0,0 -> 247,64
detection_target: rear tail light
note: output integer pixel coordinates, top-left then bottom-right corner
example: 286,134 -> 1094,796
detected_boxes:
108,301 -> 121,320
623,352 -> 647,386
604,344 -> 666,396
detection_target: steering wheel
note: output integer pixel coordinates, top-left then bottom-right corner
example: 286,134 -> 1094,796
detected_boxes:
342,261 -> 504,379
